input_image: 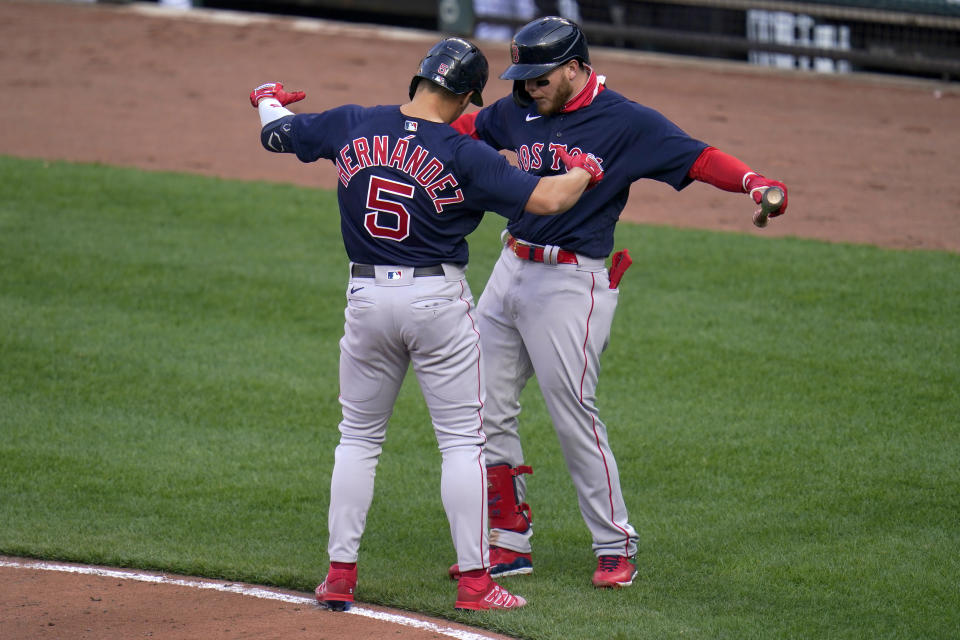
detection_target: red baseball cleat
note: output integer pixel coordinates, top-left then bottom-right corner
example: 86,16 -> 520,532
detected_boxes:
455,573 -> 527,610
448,546 -> 533,580
315,563 -> 357,611
592,555 -> 637,589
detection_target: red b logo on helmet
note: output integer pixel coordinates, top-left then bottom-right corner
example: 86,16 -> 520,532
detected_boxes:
511,43 -> 520,64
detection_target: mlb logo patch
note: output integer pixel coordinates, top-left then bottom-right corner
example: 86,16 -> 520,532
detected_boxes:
404,120 -> 418,132
387,270 -> 403,280
438,62 -> 449,74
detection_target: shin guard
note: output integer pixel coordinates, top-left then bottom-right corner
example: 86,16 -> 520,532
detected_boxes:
487,464 -> 533,532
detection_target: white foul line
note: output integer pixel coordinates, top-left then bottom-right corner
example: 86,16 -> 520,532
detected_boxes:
0,559 -> 504,640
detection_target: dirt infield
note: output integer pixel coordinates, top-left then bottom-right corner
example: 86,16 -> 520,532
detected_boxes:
0,0 -> 958,637
0,557 -> 517,640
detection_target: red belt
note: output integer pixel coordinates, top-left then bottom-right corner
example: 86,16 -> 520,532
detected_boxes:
506,236 -> 578,265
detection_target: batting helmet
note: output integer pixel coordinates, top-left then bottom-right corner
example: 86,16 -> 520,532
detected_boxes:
499,16 -> 590,81
409,37 -> 489,107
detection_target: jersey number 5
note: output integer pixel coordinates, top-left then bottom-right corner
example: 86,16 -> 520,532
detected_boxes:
365,175 -> 414,241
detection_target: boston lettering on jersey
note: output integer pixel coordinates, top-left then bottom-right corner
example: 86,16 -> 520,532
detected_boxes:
513,142 -> 598,173
335,134 -> 464,214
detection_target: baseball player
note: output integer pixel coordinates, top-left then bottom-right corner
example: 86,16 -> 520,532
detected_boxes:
249,37 -> 602,611
447,17 -> 789,588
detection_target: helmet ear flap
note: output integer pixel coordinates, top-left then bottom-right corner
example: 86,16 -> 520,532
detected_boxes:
512,80 -> 532,108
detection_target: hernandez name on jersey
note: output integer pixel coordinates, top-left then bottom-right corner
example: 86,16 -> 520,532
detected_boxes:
334,131 -> 465,215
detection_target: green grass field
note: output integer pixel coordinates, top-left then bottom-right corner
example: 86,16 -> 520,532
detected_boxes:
2,156 -> 958,639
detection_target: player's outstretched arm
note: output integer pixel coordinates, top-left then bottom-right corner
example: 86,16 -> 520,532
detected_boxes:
688,146 -> 789,217
525,151 -> 604,215
249,82 -> 306,154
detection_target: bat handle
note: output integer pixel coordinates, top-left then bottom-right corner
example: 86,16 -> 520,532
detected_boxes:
752,187 -> 784,229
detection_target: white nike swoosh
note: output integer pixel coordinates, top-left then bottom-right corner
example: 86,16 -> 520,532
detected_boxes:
525,114 -> 542,121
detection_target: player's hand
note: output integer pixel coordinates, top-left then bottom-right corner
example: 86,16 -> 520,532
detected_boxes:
249,82 -> 306,108
744,173 -> 788,217
557,148 -> 604,189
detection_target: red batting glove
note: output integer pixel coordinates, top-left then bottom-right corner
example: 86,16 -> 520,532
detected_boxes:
249,82 -> 306,108
557,148 -> 604,189
743,173 -> 789,217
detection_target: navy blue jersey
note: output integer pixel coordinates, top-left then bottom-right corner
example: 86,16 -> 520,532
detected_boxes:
266,105 -> 540,266
473,87 -> 709,258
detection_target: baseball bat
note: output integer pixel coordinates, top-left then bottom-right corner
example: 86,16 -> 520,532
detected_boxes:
752,187 -> 784,229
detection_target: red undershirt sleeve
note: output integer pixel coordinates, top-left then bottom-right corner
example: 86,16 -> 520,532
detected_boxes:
451,111 -> 480,139
688,146 -> 753,193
